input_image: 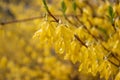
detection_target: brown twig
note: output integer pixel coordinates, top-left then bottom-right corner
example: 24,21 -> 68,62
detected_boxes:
74,34 -> 88,48
43,0 -> 59,23
0,14 -> 81,25
0,16 -> 44,25
108,59 -> 119,67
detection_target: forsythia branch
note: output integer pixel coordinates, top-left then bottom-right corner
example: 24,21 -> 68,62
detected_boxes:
0,16 -> 44,25
74,34 -> 88,48
43,0 -> 59,23
0,14 -> 81,25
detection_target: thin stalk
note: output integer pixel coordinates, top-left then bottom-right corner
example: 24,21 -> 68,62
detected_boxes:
0,14 -> 81,25
43,0 -> 59,23
74,34 -> 88,48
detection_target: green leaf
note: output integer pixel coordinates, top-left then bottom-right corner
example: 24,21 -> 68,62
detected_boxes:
108,5 -> 115,23
72,1 -> 77,11
61,1 -> 67,14
108,5 -> 113,17
96,26 -> 109,41
97,26 -> 107,34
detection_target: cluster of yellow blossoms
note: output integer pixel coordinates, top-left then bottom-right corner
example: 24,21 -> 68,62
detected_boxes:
33,0 -> 120,80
